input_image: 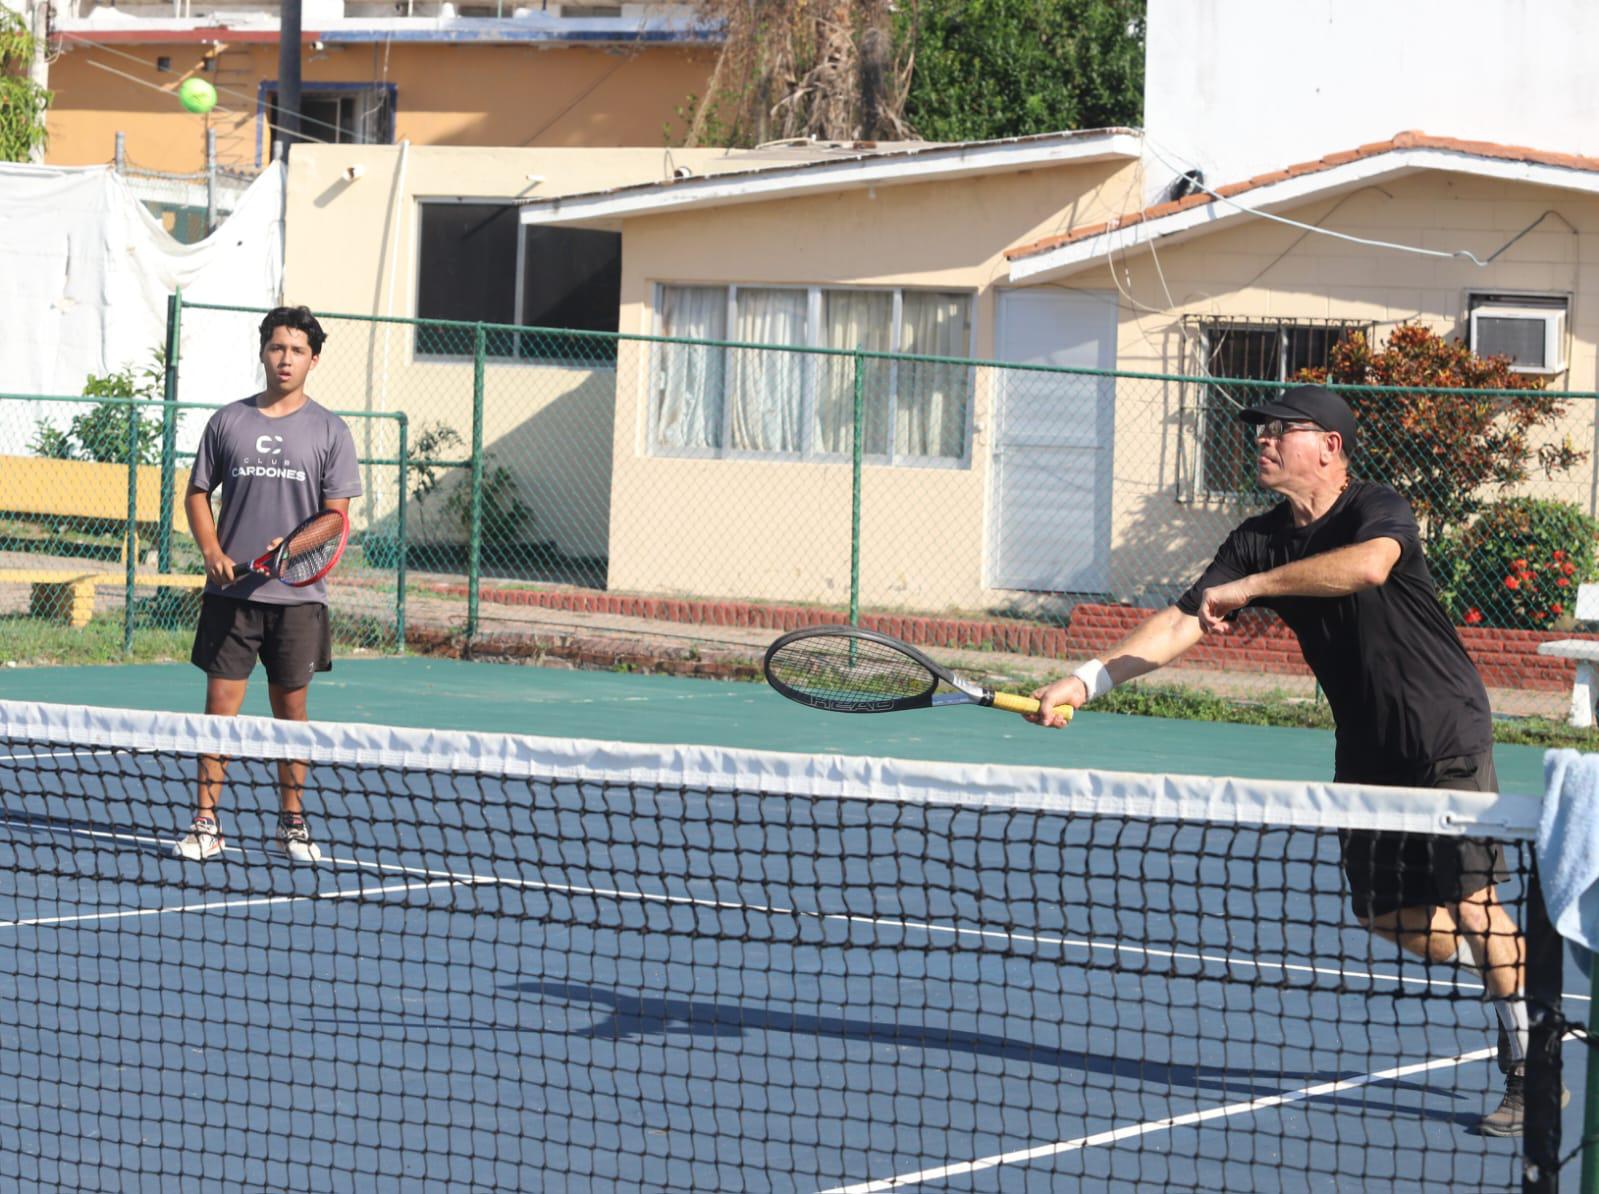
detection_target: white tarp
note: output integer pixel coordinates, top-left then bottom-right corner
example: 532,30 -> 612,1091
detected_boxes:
0,159 -> 283,453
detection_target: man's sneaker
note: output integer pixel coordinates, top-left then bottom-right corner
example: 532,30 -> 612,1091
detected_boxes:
1474,1063 -> 1571,1136
272,814 -> 323,863
172,816 -> 224,861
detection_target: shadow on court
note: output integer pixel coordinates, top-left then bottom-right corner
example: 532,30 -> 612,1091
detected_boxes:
506,977 -> 1482,1126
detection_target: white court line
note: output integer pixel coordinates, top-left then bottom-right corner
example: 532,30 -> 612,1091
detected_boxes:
0,812 -> 1587,1004
0,877 -> 483,928
0,747 -> 120,765
817,1047 -> 1496,1193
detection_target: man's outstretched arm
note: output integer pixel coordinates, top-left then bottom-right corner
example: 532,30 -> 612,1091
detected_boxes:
1027,605 -> 1205,728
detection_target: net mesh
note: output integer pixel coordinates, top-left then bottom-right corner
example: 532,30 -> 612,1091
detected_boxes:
0,700 -> 1563,1192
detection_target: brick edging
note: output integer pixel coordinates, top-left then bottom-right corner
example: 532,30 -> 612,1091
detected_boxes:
442,583 -> 1594,692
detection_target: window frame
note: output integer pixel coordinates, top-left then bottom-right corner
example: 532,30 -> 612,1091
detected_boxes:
256,81 -> 398,167
412,199 -> 621,368
647,281 -> 977,468
1184,316 -> 1373,501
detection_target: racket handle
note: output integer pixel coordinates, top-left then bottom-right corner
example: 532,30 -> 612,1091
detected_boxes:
990,692 -> 1074,722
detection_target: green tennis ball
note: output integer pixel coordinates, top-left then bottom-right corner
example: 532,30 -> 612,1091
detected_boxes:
179,77 -> 217,114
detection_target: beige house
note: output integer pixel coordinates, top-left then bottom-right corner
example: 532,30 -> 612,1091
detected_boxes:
275,130 -> 1599,618
277,132 -> 1144,605
511,130 -> 1599,612
1002,132 -> 1599,602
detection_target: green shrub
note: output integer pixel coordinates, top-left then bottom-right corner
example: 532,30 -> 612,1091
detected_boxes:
31,351 -> 165,465
1432,497 -> 1599,629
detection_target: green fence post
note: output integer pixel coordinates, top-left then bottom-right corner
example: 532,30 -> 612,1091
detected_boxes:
124,400 -> 140,657
395,413 -> 409,655
850,349 -> 863,627
467,323 -> 485,648
158,290 -> 182,572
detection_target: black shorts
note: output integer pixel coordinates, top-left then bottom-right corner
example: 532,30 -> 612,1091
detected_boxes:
1338,750 -> 1506,920
191,595 -> 332,688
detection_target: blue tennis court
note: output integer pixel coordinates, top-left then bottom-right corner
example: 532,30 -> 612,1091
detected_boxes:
0,661 -> 1584,1190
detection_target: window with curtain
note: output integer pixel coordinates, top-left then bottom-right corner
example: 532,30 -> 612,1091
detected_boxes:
652,285 -> 727,450
651,284 -> 973,464
897,292 -> 972,460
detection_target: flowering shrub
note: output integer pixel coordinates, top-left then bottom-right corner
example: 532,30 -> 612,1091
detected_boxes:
1432,498 -> 1599,629
1297,324 -> 1584,545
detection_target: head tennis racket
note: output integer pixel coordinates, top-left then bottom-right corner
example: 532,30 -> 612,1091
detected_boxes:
763,625 -> 1073,722
232,509 -> 349,587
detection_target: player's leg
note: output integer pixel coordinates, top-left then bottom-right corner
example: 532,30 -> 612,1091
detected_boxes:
177,597 -> 261,860
261,602 -> 331,862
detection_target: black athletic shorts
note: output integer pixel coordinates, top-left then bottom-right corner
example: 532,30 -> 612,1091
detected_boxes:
1338,750 -> 1505,920
191,595 -> 332,688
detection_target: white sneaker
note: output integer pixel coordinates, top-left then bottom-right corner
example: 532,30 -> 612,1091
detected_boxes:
173,816 -> 224,861
272,816 -> 323,863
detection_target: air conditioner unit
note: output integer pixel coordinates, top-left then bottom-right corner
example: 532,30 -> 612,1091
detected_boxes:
1469,304 -> 1567,374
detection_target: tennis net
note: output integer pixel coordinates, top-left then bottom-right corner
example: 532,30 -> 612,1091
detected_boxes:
0,699 -> 1570,1192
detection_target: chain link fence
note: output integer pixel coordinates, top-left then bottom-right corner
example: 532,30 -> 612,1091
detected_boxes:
114,133 -> 258,245
0,390 -> 406,665
12,296 -> 1586,718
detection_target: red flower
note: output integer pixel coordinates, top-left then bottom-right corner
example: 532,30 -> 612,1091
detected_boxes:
1555,550 -> 1568,561
1464,608 -> 1484,625
1563,562 -> 1577,575
1558,577 -> 1570,587
1554,603 -> 1566,615
1514,557 -> 1529,570
1505,576 -> 1521,590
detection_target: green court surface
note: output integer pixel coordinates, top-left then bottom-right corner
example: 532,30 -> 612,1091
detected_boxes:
0,656 -> 1550,796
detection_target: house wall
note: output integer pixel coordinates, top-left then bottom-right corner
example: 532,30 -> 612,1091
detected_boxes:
267,142 -> 741,558
1067,170 -> 1599,602
1144,0 -> 1599,203
604,158 -> 1143,607
43,40 -> 714,173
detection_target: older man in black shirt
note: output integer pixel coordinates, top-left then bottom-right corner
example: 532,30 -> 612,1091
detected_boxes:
1028,385 -> 1536,1135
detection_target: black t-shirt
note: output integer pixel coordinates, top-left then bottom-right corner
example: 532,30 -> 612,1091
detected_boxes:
1175,481 -> 1491,782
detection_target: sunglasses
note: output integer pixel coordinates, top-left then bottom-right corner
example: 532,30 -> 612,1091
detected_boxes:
1254,419 -> 1326,442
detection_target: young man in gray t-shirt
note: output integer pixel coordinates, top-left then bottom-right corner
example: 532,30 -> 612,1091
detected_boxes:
175,306 -> 362,863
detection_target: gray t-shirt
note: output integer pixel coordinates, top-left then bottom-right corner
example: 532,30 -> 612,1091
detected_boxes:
189,396 -> 362,605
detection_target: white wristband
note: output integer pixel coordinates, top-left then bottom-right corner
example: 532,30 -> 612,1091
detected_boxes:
1072,659 -> 1115,701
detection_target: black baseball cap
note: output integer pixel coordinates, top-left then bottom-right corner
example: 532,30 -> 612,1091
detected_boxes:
1238,385 -> 1358,453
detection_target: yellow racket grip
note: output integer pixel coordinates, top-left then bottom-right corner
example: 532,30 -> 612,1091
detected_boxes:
990,692 -> 1074,722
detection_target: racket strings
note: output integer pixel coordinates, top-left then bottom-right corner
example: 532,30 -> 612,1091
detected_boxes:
766,637 -> 936,704
279,514 -> 345,584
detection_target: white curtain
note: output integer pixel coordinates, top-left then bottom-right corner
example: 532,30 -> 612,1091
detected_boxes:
653,285 -> 727,450
898,292 -> 972,459
729,288 -> 807,452
820,291 -> 893,454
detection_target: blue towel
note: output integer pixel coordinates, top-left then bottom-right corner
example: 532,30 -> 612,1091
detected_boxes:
1539,749 -> 1599,953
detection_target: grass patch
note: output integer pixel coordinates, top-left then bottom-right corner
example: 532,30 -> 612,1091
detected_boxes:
1089,682 -> 1336,730
0,617 -> 192,667
1072,680 -> 1599,749
0,611 -> 398,668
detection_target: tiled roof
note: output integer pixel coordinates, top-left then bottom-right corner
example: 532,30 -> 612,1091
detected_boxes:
1006,131 -> 1599,262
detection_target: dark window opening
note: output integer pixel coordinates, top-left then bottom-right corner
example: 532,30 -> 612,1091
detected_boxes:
416,203 -> 621,363
1189,318 -> 1371,496
266,85 -> 395,149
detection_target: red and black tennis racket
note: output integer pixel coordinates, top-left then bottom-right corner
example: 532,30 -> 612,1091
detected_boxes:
232,509 -> 349,587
